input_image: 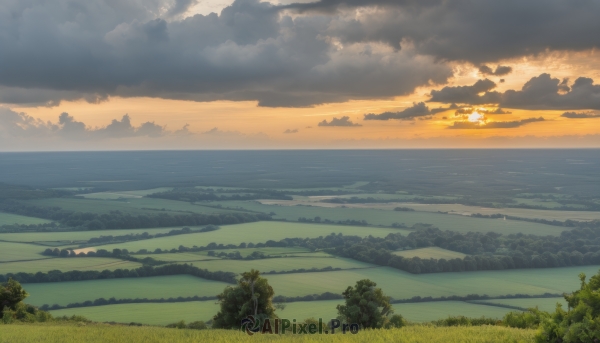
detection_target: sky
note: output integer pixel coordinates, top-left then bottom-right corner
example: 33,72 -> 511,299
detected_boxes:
1,0 -> 600,150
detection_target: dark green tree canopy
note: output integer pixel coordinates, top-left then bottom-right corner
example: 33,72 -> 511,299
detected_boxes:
212,269 -> 277,329
336,279 -> 393,329
0,278 -> 29,312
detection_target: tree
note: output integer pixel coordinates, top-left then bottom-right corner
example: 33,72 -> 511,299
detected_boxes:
336,279 -> 393,329
212,269 -> 277,329
537,271 -> 600,342
0,279 -> 29,314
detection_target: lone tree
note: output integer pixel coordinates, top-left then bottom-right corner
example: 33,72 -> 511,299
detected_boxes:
212,269 -> 276,329
337,279 -> 394,329
0,278 -> 29,313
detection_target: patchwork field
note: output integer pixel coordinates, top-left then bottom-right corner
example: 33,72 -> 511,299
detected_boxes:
393,247 -> 467,260
218,201 -> 567,236
0,212 -> 52,226
0,258 -> 142,274
471,297 -> 567,312
0,241 -> 49,262
92,222 -> 408,252
186,256 -> 375,274
23,275 -> 231,306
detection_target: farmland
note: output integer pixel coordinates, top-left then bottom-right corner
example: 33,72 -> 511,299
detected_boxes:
0,227 -> 196,244
471,297 -> 567,312
93,222 -> 408,252
185,256 -> 374,274
1,150 -> 600,330
0,241 -> 49,262
216,201 -> 567,236
23,275 -> 231,307
393,247 -> 468,260
0,212 -> 52,226
25,197 -> 236,215
46,299 -> 517,326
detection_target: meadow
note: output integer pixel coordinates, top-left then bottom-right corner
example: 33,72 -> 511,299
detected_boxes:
93,222 -> 407,252
0,227 -> 195,244
393,247 -> 468,260
23,275 -> 231,307
0,241 -> 49,262
0,212 -> 52,226
217,201 -> 567,236
264,266 -> 600,299
25,197 -> 236,216
19,265 -> 600,308
46,299 -> 517,325
0,323 -> 537,343
185,256 -> 374,274
471,297 -> 567,312
0,258 -> 142,274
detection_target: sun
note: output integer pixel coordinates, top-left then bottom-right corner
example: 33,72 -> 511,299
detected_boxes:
468,112 -> 486,125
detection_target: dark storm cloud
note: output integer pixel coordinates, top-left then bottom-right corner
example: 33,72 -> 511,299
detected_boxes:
363,102 -> 447,121
295,0 -> 600,63
429,80 -> 501,105
448,117 -> 545,129
479,65 -> 513,77
0,0 -> 451,108
318,116 -> 361,127
430,74 -> 600,110
561,112 -> 600,119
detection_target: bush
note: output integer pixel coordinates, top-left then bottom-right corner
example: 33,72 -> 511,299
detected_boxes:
503,308 -> 548,329
187,321 -> 208,330
385,314 -> 407,328
166,320 -> 187,329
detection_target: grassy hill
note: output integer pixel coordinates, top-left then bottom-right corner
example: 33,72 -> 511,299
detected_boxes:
0,323 -> 536,343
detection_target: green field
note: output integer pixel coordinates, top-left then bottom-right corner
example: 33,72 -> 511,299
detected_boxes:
46,299 -> 515,326
92,222 -> 408,252
0,241 -> 48,262
471,297 -> 567,312
20,265 -> 598,308
217,201 -> 567,236
0,227 -> 197,245
264,266 -> 600,299
0,212 -> 52,226
0,323 -> 537,343
79,188 -> 174,199
192,247 -> 317,258
25,198 -> 236,216
0,258 -> 142,274
135,253 -> 222,262
23,275 -> 231,307
393,247 -> 467,260
50,301 -> 220,325
373,203 -> 600,222
186,256 -> 374,274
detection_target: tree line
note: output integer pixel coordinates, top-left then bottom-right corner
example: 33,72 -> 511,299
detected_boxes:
147,188 -> 292,202
0,264 -> 236,285
0,200 -> 270,230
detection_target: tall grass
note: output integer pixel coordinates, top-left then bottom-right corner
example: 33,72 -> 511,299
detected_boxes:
0,323 -> 535,343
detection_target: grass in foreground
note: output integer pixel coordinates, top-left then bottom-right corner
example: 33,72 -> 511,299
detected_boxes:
0,323 -> 536,343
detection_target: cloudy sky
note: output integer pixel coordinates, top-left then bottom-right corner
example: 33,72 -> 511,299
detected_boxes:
1,0 -> 599,150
